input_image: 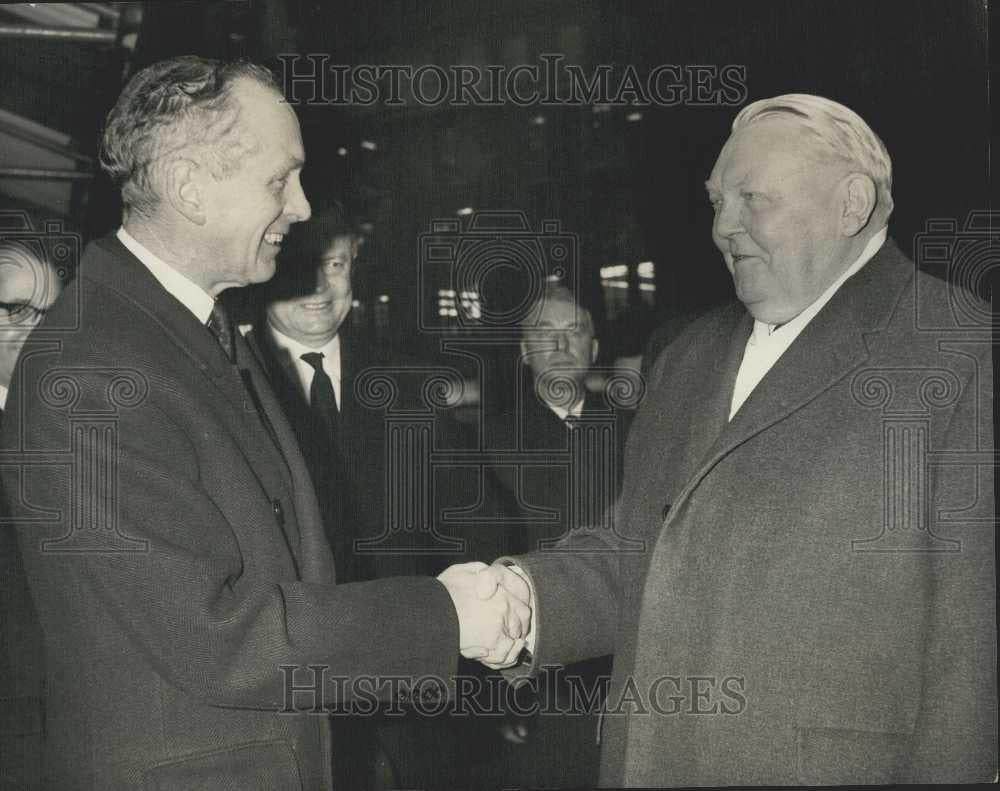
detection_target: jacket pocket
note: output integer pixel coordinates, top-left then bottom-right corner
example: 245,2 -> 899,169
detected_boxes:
142,739 -> 303,791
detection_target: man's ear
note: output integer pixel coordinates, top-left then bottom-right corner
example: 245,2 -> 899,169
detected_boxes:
163,158 -> 207,226
840,173 -> 877,237
590,337 -> 599,365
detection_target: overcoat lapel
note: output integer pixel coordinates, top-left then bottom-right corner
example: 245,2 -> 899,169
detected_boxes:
700,240 -> 912,474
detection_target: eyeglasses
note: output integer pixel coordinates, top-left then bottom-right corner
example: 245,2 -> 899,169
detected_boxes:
0,302 -> 46,326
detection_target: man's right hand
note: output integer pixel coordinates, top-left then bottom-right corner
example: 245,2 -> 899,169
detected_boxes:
437,562 -> 532,668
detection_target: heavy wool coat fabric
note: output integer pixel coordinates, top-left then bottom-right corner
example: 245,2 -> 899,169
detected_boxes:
509,239 -> 996,786
1,235 -> 460,790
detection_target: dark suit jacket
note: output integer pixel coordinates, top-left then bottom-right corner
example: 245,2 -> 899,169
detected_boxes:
486,385 -> 632,554
1,405 -> 46,788
245,326 -> 373,582
483,386 -> 633,787
1,235 -> 459,790
509,239 -> 996,785
248,324 -> 506,581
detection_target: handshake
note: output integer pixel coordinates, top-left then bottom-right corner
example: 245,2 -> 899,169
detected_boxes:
438,562 -> 534,669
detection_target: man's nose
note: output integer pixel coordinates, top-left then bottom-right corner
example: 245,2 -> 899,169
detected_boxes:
713,198 -> 742,239
314,268 -> 331,294
286,180 -> 312,223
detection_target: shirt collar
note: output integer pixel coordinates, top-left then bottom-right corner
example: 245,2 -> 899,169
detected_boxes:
267,322 -> 341,374
548,396 -> 585,423
117,227 -> 215,325
750,227 -> 888,345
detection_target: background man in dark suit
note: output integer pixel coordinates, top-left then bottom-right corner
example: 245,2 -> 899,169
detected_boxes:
488,283 -> 632,551
0,238 -> 65,790
482,283 -> 632,788
478,94 -> 996,785
245,206 -> 376,583
1,56 -> 529,790
248,205 -> 496,789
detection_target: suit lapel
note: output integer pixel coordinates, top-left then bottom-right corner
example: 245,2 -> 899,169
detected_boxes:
83,236 -> 332,580
335,333 -> 357,452
245,327 -> 338,581
82,241 -> 287,460
234,330 -> 334,581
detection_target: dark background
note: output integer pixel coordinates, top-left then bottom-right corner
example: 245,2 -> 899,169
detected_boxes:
0,0 -> 992,366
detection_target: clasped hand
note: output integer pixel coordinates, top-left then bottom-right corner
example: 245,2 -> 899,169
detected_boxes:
438,562 -> 532,669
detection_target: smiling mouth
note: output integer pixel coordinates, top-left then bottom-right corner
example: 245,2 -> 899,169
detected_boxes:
264,232 -> 284,246
299,300 -> 332,311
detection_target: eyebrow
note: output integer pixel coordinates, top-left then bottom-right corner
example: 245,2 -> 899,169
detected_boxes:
274,156 -> 304,177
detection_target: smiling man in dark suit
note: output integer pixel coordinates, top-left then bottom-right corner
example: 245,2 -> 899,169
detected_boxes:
245,206 -> 372,583
246,205 -> 438,790
476,94 -> 996,785
0,56 -> 530,790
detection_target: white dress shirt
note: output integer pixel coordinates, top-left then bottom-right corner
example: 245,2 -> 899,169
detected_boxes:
547,396 -> 585,424
117,227 -> 215,325
0,384 -> 8,411
266,324 -> 342,409
728,228 -> 888,420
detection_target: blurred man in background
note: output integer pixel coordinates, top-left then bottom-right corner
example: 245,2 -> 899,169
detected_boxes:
249,204 -> 521,789
246,205 -> 375,583
0,235 -> 66,790
482,283 -> 632,789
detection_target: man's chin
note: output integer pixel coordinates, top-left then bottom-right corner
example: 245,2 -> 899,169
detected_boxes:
743,298 -> 797,326
251,257 -> 279,284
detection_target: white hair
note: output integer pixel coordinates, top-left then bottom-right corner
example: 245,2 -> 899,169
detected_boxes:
733,94 -> 893,218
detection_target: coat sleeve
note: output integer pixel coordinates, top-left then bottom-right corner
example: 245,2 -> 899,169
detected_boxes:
496,344 -> 679,678
7,364 -> 460,712
499,523 -> 623,678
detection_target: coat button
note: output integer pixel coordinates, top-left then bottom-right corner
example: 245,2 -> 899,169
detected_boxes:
661,503 -> 672,520
272,499 -> 284,525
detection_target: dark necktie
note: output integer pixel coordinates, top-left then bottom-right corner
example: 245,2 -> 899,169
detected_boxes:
206,300 -> 235,363
301,351 -> 339,433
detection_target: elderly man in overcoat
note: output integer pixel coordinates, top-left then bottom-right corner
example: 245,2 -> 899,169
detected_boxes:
481,94 -> 996,786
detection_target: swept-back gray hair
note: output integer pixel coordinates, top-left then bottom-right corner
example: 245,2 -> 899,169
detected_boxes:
733,93 -> 893,218
100,56 -> 278,215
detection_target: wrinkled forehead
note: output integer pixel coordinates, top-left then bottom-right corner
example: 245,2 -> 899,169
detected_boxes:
710,117 -> 825,186
533,297 -> 592,332
318,234 -> 359,262
231,78 -> 304,154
